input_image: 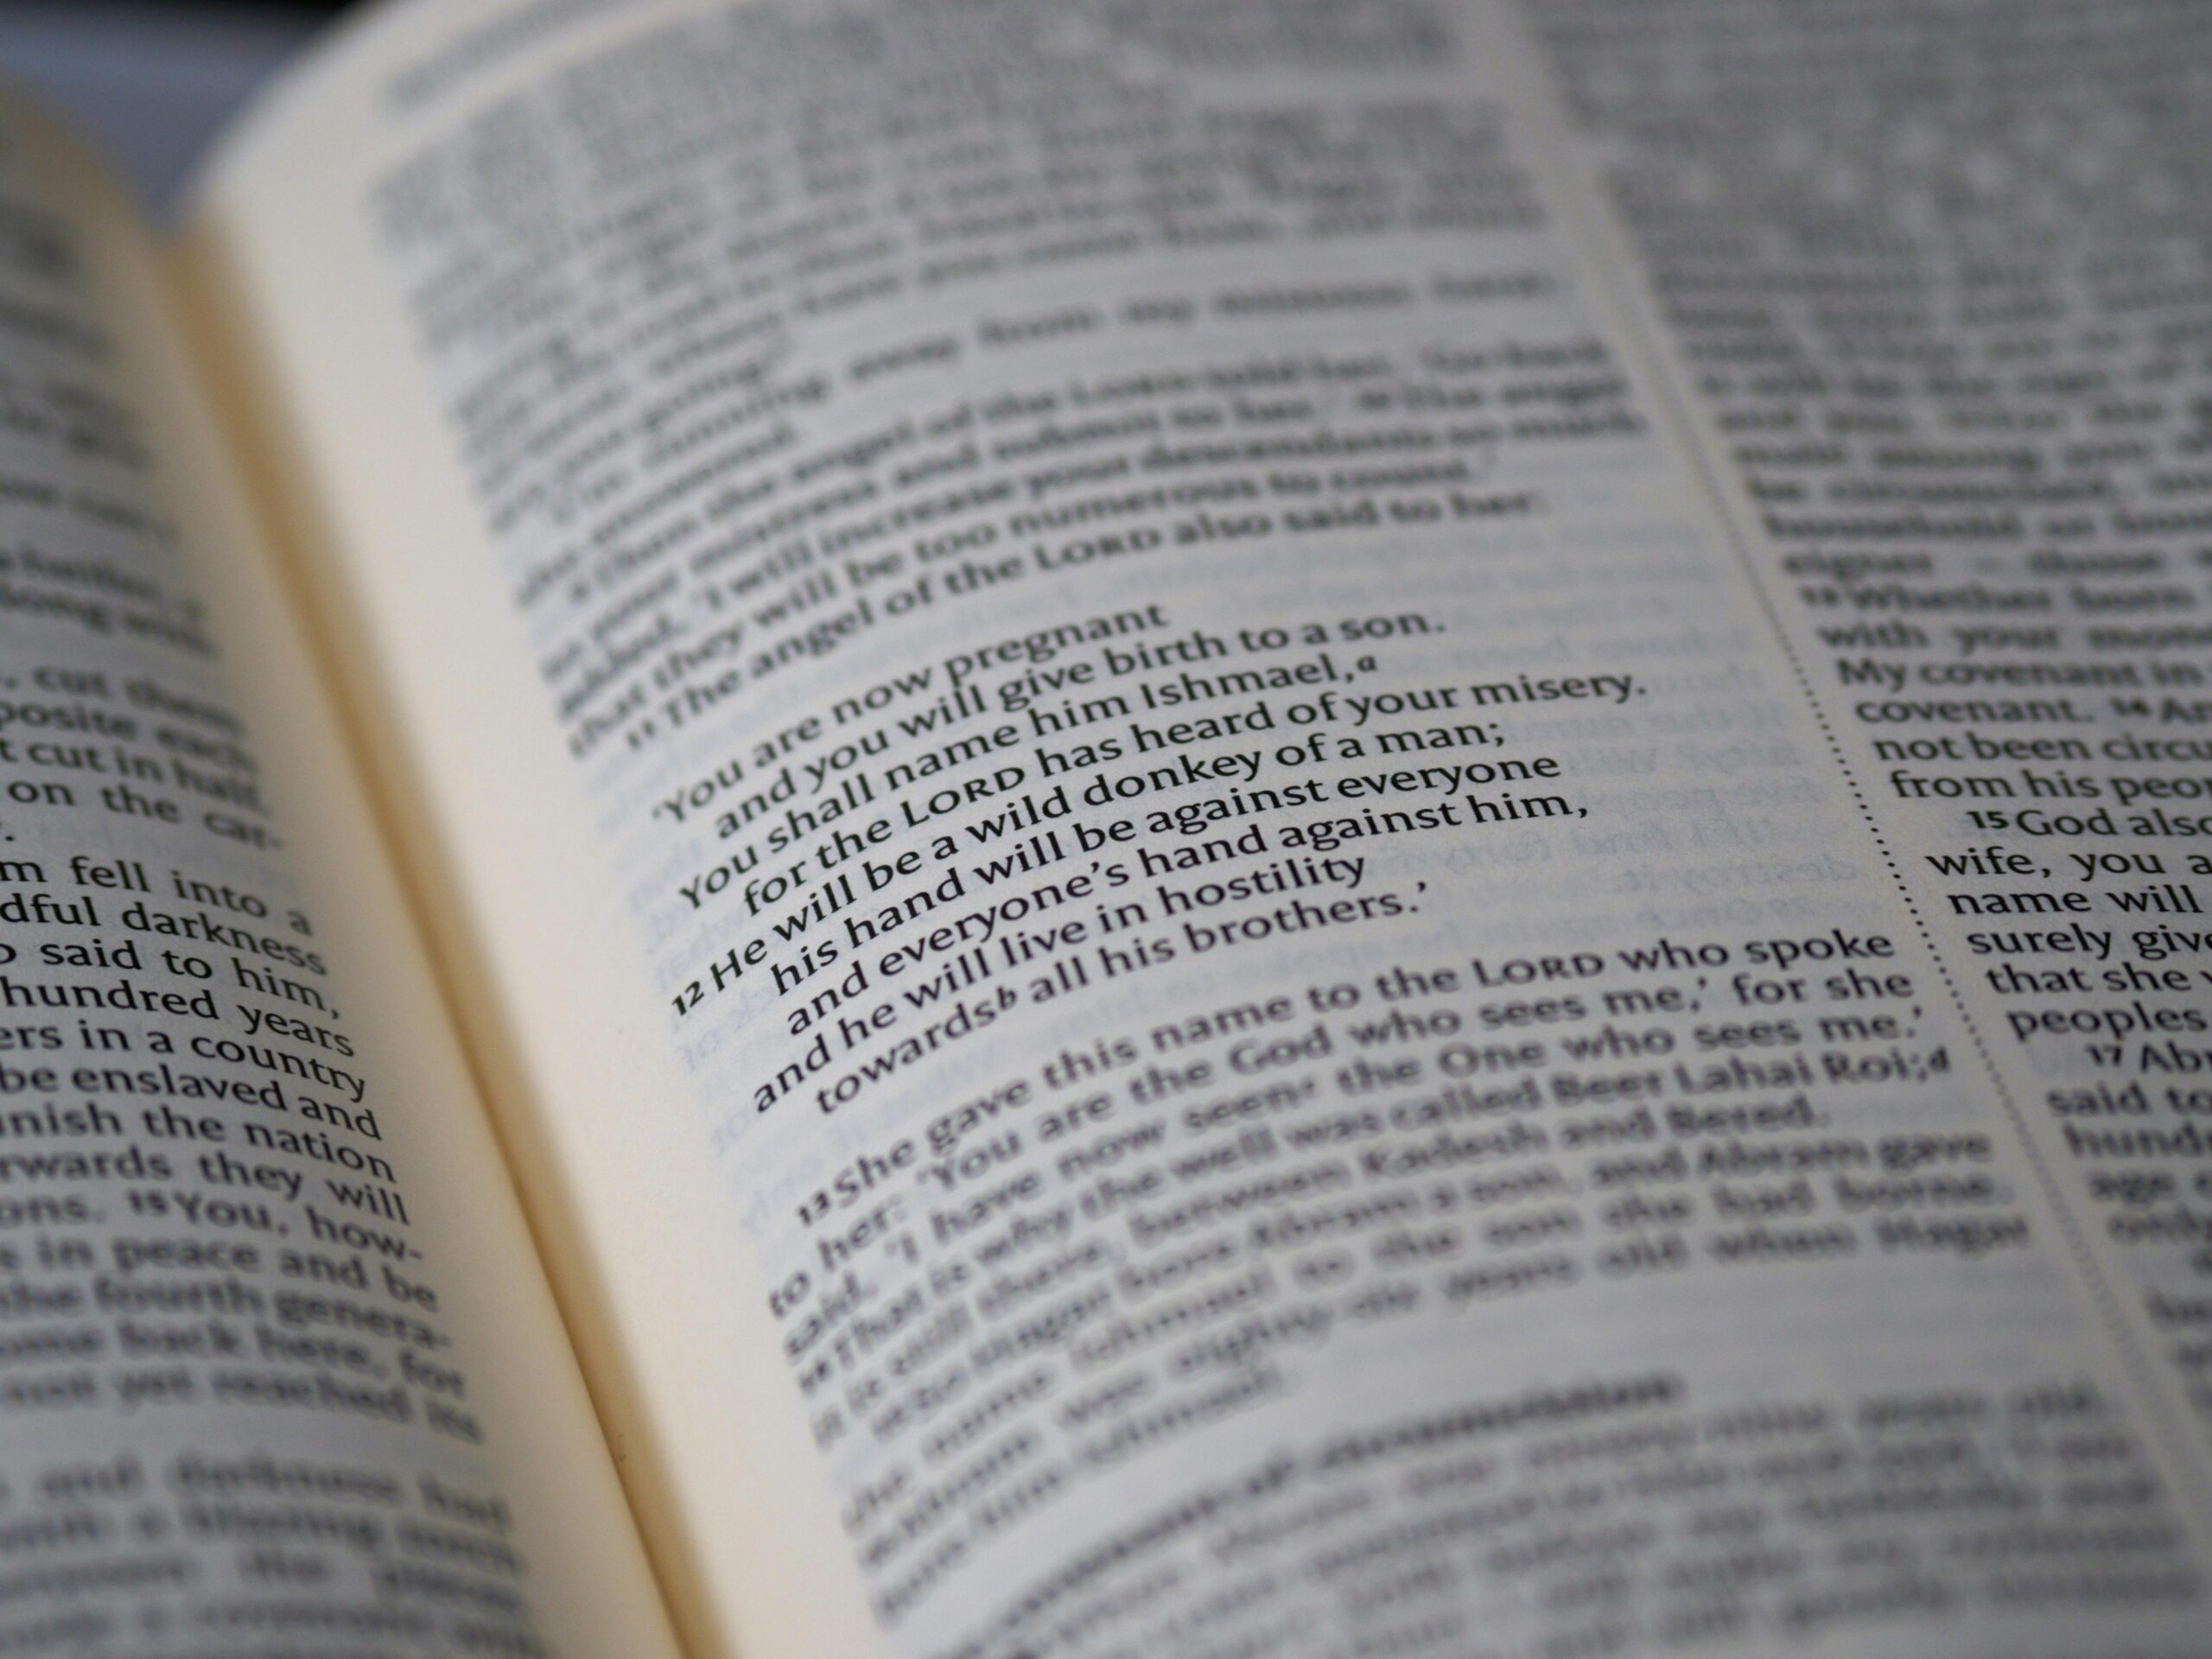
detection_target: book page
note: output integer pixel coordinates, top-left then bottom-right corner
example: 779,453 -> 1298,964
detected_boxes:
1514,0 -> 2212,1444
0,92 -> 677,1658
190,1 -> 2212,1655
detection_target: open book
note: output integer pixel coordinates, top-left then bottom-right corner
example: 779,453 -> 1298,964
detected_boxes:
2,0 -> 2209,1651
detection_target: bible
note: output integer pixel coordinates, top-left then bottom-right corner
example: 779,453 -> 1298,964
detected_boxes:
0,0 -> 2208,1653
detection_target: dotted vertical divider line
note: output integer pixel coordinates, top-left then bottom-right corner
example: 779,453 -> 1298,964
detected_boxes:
1564,207 -> 2177,1431
1456,0 -> 2185,1446
1702,529 -> 2164,1402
